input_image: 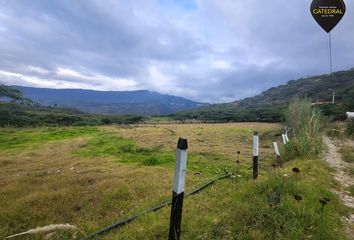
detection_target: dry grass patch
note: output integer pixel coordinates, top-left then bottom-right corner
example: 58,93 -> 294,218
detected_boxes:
1,123 -> 346,239
106,123 -> 280,164
0,135 -> 173,239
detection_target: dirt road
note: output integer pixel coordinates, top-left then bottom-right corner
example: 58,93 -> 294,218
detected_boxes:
322,136 -> 354,236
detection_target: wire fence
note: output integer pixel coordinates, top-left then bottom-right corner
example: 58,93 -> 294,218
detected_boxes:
82,172 -> 232,240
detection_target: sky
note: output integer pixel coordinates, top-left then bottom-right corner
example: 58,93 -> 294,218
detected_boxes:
0,0 -> 353,103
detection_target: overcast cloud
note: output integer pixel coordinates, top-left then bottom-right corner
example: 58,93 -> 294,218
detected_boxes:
0,0 -> 353,103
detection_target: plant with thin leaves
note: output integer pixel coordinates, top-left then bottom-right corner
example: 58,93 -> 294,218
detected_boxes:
284,99 -> 326,159
4,224 -> 77,239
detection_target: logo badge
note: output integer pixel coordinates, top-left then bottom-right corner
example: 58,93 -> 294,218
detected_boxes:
310,0 -> 346,33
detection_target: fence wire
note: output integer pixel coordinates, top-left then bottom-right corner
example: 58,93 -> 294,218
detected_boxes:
82,172 -> 232,240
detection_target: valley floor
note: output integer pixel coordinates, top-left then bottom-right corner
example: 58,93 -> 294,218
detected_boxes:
0,123 -> 350,239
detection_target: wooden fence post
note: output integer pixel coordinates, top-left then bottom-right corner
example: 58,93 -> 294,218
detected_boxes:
253,131 -> 259,179
272,141 -> 282,167
169,138 -> 188,240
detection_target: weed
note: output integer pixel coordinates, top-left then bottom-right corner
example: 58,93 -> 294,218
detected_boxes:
346,121 -> 354,138
0,124 -> 348,240
284,99 -> 326,160
4,223 -> 76,239
143,157 -> 159,166
340,145 -> 354,163
327,122 -> 346,139
346,185 -> 354,197
214,159 -> 347,240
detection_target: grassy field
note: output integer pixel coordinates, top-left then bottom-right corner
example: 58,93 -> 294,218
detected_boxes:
0,123 -> 350,239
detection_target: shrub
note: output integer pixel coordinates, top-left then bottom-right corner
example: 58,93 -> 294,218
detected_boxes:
346,121 -> 354,138
284,99 -> 326,159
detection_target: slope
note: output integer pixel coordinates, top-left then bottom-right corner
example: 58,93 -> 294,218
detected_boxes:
171,68 -> 354,122
14,86 -> 208,116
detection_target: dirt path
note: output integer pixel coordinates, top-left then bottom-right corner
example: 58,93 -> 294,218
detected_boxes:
322,136 -> 354,236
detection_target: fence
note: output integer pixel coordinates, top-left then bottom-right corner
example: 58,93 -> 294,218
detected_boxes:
82,129 -> 290,240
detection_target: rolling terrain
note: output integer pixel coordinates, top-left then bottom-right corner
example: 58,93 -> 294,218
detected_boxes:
13,86 -> 208,116
2,68 -> 354,126
0,123 -> 350,239
171,68 -> 354,122
0,84 -> 145,127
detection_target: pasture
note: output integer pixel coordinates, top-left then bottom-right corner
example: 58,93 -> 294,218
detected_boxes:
0,123 -> 349,239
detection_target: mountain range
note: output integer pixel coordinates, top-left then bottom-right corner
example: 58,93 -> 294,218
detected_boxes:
12,87 -> 208,116
2,67 -> 354,125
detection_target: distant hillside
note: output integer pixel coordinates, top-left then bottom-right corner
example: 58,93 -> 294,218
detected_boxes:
0,84 -> 144,127
171,68 -> 354,122
0,84 -> 24,101
0,102 -> 144,127
13,87 -> 208,116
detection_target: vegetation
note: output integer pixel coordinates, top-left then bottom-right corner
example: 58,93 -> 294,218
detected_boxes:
214,159 -> 345,240
0,123 -> 350,239
340,144 -> 354,164
171,68 -> 354,122
0,84 -> 146,127
0,102 -> 145,127
326,121 -> 354,178
0,127 -> 99,152
14,86 -> 207,116
342,144 -> 354,181
170,103 -> 284,123
0,76 -> 352,239
346,121 -> 354,138
3,67 -> 354,125
0,84 -> 24,100
283,99 -> 326,160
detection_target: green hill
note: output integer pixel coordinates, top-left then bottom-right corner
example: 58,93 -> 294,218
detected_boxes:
0,84 -> 144,127
0,102 -> 145,127
2,67 -> 354,126
0,84 -> 25,101
171,68 -> 354,122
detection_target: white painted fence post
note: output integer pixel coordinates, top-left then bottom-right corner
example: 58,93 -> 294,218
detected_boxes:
281,134 -> 287,145
272,141 -> 282,167
285,133 -> 289,143
169,138 -> 188,240
253,131 -> 259,179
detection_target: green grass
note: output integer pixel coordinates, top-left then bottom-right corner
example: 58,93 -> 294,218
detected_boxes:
204,159 -> 347,240
0,101 -> 146,127
346,121 -> 354,138
0,124 -> 350,239
346,185 -> 354,197
77,131 -> 240,177
0,127 -> 98,152
283,99 -> 326,161
77,132 -> 174,166
105,159 -> 348,240
340,145 -> 354,163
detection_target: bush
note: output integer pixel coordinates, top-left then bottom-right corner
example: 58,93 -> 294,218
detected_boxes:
284,99 -> 326,159
326,123 -> 344,139
346,121 -> 354,138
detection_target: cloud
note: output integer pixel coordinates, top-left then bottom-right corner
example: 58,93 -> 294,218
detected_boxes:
27,66 -> 50,75
0,0 -> 353,103
0,68 -> 137,91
